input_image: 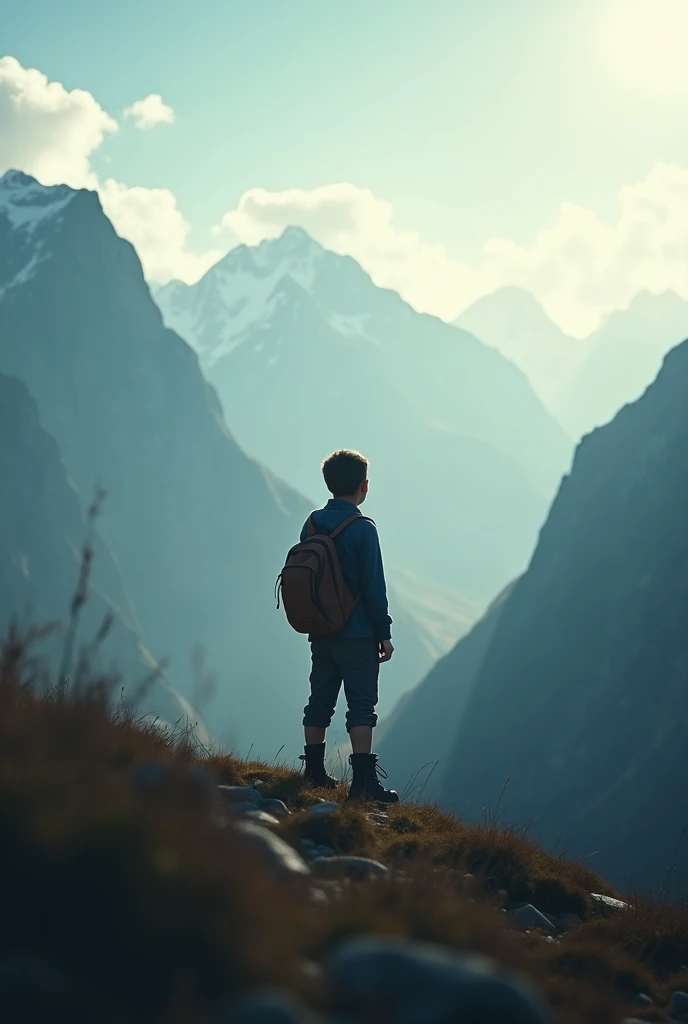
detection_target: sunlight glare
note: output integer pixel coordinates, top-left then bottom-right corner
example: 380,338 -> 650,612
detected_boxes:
599,0 -> 688,90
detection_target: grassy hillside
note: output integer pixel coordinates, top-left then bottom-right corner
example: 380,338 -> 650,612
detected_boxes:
1,625 -> 687,1024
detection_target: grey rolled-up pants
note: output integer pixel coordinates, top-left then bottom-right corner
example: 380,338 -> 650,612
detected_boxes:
303,636 -> 380,732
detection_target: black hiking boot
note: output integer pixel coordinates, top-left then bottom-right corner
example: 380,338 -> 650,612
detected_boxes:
300,743 -> 338,790
347,753 -> 399,804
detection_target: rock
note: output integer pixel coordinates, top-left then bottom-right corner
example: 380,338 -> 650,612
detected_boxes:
223,988 -> 322,1022
310,856 -> 389,881
670,991 -> 688,1020
326,935 -> 552,1023
308,802 -> 341,816
299,839 -> 317,850
218,785 -> 263,806
511,905 -> 556,934
261,798 -> 290,819
590,892 -> 629,911
315,845 -> 335,858
228,802 -> 269,817
557,914 -> 581,931
633,992 -> 654,1008
243,810 -> 281,826
235,823 -> 310,879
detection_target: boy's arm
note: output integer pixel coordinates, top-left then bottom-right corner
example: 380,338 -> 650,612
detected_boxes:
358,521 -> 393,642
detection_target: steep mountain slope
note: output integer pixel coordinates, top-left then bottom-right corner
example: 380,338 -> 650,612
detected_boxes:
555,290 -> 688,438
377,583 -> 514,803
158,231 -> 573,601
455,287 -> 590,410
440,338 -> 688,891
0,171 -> 432,752
0,370 -> 200,730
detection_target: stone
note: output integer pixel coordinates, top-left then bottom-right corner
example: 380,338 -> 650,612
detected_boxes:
223,988 -> 322,1022
227,802 -> 268,817
310,856 -> 389,881
235,823 -> 310,879
326,935 -> 552,1023
261,798 -> 290,819
590,892 -> 629,911
299,838 -> 317,850
243,810 -> 281,826
315,845 -> 335,858
633,992 -> 653,1008
308,802 -> 340,816
511,905 -> 556,934
218,785 -> 263,806
670,991 -> 688,1020
557,914 -> 581,931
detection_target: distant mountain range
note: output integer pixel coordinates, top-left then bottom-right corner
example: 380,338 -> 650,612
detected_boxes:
382,334 -> 688,891
455,287 -> 590,410
457,287 -> 688,442
554,290 -> 688,438
157,231 -> 573,605
0,170 -> 435,754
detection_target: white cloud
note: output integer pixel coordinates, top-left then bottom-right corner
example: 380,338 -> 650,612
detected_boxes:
100,179 -> 221,282
0,57 -> 212,284
123,93 -> 175,130
218,167 -> 688,337
0,54 -> 117,188
5,55 -> 688,328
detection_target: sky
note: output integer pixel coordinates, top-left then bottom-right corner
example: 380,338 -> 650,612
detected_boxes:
3,0 -> 688,335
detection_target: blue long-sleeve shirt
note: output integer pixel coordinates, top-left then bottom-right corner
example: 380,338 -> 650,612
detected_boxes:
300,498 -> 393,641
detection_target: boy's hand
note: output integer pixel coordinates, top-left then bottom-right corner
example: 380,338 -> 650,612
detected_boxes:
379,640 -> 395,663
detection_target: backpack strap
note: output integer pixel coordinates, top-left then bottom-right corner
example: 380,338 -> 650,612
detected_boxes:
329,514 -> 376,539
306,514 -> 317,537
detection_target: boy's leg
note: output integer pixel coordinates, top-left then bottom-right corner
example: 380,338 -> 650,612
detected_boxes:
338,638 -> 399,804
336,638 -> 380,739
303,638 -> 342,736
301,639 -> 342,789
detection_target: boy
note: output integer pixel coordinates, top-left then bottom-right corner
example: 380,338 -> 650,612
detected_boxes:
300,450 -> 399,803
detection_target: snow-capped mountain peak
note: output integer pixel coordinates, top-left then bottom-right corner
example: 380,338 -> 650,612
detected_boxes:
0,170 -> 75,232
156,227 -> 332,360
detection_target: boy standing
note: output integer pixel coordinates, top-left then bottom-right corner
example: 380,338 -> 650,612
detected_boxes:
298,450 -> 398,803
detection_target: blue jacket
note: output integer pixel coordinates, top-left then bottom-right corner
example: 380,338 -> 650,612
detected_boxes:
301,499 -> 393,641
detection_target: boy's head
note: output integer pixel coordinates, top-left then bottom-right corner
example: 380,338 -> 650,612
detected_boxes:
322,449 -> 369,505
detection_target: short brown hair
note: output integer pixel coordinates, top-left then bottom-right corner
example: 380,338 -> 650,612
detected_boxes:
322,450 -> 369,497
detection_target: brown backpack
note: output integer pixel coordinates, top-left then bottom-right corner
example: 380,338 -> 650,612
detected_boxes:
275,513 -> 375,635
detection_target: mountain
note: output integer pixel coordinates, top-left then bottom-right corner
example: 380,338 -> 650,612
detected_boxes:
555,290 -> 688,438
0,171 -> 434,752
157,230 -> 574,603
438,337 -> 688,891
455,287 -> 590,410
377,582 -> 515,803
0,370 -> 204,732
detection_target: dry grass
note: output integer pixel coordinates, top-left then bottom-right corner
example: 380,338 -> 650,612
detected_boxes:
1,626 -> 686,1024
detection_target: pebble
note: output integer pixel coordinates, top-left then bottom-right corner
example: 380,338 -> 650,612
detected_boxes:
511,905 -> 556,935
218,786 -> 263,806
310,856 -> 389,881
235,823 -> 310,879
670,991 -> 688,1020
243,810 -> 281,826
315,845 -> 335,858
590,892 -> 629,911
308,802 -> 341,817
633,992 -> 654,1007
261,799 -> 290,819
326,935 -> 552,1023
